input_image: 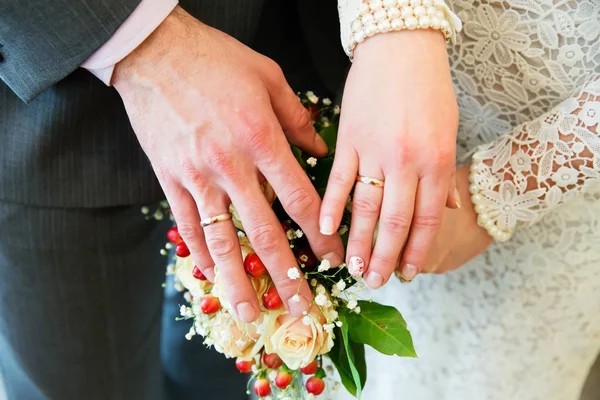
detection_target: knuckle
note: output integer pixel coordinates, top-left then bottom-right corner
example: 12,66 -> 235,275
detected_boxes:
242,122 -> 276,156
370,254 -> 397,272
329,169 -> 354,186
177,222 -> 202,243
206,235 -> 237,259
247,223 -> 280,254
204,148 -> 235,176
283,187 -> 317,219
382,213 -> 412,234
290,104 -> 312,131
429,148 -> 454,170
352,197 -> 380,218
412,214 -> 442,231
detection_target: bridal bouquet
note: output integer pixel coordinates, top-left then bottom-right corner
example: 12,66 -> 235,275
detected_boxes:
154,93 -> 416,399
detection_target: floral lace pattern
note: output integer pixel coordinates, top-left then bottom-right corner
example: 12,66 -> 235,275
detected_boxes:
336,1 -> 600,399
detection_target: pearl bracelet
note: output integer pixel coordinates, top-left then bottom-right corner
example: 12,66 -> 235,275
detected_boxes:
346,0 -> 462,57
468,162 -> 513,243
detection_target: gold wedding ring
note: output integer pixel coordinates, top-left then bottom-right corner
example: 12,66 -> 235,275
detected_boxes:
356,175 -> 385,188
200,213 -> 233,228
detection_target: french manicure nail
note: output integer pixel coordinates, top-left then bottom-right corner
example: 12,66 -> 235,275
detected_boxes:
236,302 -> 257,323
321,251 -> 343,267
288,294 -> 310,316
320,216 -> 335,235
366,272 -> 384,289
454,188 -> 462,209
348,256 -> 365,276
401,263 -> 419,281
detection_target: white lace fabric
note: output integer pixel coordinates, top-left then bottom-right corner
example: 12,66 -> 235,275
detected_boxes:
335,1 -> 600,400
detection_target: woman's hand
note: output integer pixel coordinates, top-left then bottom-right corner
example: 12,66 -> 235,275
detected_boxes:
398,165 -> 493,278
320,30 -> 459,289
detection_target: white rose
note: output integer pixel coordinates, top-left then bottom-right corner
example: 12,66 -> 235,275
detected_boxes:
264,305 -> 334,370
210,311 -> 277,360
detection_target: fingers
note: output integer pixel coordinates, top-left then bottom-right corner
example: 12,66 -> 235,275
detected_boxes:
192,189 -> 260,323
345,168 -> 384,280
258,133 -> 345,267
445,166 -> 461,209
398,174 -> 448,281
227,180 -> 313,317
319,146 -> 359,236
163,186 -> 215,281
265,63 -> 328,157
365,172 -> 418,289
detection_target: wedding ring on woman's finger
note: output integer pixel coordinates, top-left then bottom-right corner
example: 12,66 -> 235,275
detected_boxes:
200,212 -> 233,228
356,175 -> 385,188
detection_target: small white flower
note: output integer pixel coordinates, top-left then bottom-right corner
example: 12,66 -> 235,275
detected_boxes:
153,210 -> 164,220
237,231 -> 246,237
335,321 -> 343,327
185,326 -> 196,340
291,294 -> 301,303
183,291 -> 192,302
302,315 -> 313,325
286,229 -> 296,240
315,293 -> 328,306
310,278 -> 318,287
331,285 -> 341,297
347,299 -> 358,310
334,105 -> 341,115
180,305 -> 188,317
306,157 -> 318,167
306,91 -> 319,104
165,243 -> 173,250
174,282 -> 185,292
318,259 -> 331,272
578,101 -> 600,126
141,206 -> 150,215
354,306 -> 361,314
330,310 -> 338,321
235,338 -> 246,347
509,150 -> 531,173
325,300 -> 333,308
323,323 -> 335,333
322,98 -> 332,106
166,264 -> 175,275
316,285 -> 326,295
551,166 -> 579,187
160,249 -> 167,256
185,332 -> 194,340
287,267 -> 301,280
295,229 -> 304,238
338,225 -> 349,235
336,280 -> 346,291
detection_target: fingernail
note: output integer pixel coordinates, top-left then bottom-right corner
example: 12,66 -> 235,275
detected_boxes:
401,263 -> 419,282
321,251 -> 343,267
288,294 -> 310,317
366,272 -> 384,289
320,216 -> 335,235
454,188 -> 462,209
236,302 -> 257,323
348,256 -> 365,276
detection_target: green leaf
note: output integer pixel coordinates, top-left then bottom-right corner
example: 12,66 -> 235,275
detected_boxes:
309,156 -> 334,197
343,301 -> 417,358
340,313 -> 365,398
329,329 -> 367,397
319,123 -> 338,155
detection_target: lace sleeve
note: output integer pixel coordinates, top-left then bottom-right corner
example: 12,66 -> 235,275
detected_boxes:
469,74 -> 600,242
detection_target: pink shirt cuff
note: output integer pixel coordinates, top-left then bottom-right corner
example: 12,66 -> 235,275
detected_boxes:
82,0 -> 179,85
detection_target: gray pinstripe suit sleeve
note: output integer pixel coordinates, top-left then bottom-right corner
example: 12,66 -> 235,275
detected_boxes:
0,0 -> 142,102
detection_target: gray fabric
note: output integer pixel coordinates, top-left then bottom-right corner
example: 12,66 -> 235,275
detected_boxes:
0,202 -> 249,400
0,0 -> 142,102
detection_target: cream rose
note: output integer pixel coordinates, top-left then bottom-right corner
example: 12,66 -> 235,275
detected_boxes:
210,310 -> 279,361
264,305 -> 334,370
174,256 -> 213,298
230,182 -> 276,231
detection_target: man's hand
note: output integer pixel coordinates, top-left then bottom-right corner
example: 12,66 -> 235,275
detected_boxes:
397,166 -> 494,279
113,7 -> 344,322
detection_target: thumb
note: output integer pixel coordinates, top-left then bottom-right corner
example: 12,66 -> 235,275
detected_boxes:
265,67 -> 328,157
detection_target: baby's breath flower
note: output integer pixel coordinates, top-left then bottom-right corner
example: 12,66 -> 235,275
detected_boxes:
315,293 -> 328,307
165,243 -> 173,250
354,306 -> 361,314
322,98 -> 332,106
237,231 -> 246,237
310,278 -> 318,287
338,225 -> 349,235
336,280 -> 346,291
331,285 -> 341,297
286,229 -> 295,240
333,105 -> 341,115
329,310 -> 338,321
295,229 -> 304,238
180,305 -> 188,317
335,321 -> 343,327
141,206 -> 150,215
306,157 -> 318,167
166,264 -> 175,275
347,299 -> 358,310
183,291 -> 192,302
302,315 -> 313,326
323,323 -> 335,333
160,249 -> 168,256
318,259 -> 331,272
287,267 -> 301,280
316,285 -> 326,295
306,91 -> 319,104
235,338 -> 246,348
153,209 -> 164,220
291,294 -> 301,303
185,326 -> 196,340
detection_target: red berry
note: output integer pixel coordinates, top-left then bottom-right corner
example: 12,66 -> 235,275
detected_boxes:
294,247 -> 318,269
300,359 -> 318,375
306,377 -> 325,395
175,242 -> 190,257
235,359 -> 254,374
244,253 -> 267,278
275,371 -> 293,389
192,266 -> 207,280
307,105 -> 320,121
254,378 -> 271,397
167,226 -> 182,244
200,295 -> 220,315
262,287 -> 283,310
262,352 -> 283,369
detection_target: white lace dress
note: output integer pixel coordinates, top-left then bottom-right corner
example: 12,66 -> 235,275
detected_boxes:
335,1 -> 600,399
